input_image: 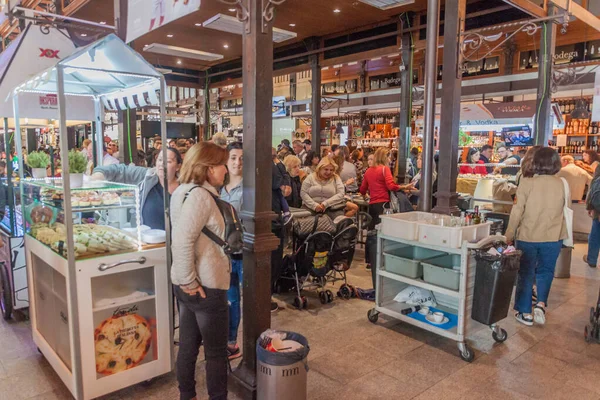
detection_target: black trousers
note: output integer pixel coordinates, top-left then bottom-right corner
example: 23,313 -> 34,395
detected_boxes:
174,285 -> 228,400
365,202 -> 386,268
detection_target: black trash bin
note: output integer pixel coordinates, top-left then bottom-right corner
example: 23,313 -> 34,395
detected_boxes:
471,247 -> 522,325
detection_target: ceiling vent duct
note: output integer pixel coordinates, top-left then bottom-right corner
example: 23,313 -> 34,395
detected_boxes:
358,0 -> 415,10
143,44 -> 224,62
203,13 -> 297,43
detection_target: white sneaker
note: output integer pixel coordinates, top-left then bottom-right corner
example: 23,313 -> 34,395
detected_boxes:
515,312 -> 533,326
533,306 -> 546,325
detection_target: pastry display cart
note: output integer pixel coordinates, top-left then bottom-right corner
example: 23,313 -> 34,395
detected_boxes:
367,212 -> 507,362
12,34 -> 172,400
0,178 -> 26,319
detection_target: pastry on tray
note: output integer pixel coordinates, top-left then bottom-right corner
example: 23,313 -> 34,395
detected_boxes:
101,192 -> 120,205
90,195 -> 102,206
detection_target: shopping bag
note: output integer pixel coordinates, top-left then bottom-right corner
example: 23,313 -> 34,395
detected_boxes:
560,177 -> 574,248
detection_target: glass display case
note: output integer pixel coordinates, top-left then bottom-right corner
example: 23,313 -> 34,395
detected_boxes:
22,179 -> 142,259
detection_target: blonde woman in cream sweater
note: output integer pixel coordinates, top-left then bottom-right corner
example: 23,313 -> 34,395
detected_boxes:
170,141 -> 230,400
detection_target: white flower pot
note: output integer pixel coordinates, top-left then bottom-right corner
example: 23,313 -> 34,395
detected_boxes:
69,173 -> 84,188
31,168 -> 47,179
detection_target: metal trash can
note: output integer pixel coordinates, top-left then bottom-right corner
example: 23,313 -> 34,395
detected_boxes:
257,331 -> 310,400
554,246 -> 572,279
471,247 -> 522,325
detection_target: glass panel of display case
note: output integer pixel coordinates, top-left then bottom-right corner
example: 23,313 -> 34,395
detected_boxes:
22,179 -> 142,260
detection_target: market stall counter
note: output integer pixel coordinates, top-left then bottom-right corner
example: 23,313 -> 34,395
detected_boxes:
11,33 -> 172,400
23,179 -> 170,399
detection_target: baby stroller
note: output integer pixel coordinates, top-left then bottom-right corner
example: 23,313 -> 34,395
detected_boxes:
279,211 -> 368,309
585,286 -> 600,343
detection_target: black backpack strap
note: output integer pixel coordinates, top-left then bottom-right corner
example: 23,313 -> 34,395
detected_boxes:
183,185 -> 231,253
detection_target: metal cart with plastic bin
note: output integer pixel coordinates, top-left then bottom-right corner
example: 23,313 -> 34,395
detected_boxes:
367,212 -> 509,362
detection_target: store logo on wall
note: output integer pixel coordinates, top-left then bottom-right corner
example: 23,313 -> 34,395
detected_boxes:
38,94 -> 58,109
39,48 -> 60,59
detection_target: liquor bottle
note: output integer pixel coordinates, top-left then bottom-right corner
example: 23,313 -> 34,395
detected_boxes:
473,206 -> 481,225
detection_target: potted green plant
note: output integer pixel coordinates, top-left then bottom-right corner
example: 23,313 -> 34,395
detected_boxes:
67,149 -> 88,188
26,151 -> 50,179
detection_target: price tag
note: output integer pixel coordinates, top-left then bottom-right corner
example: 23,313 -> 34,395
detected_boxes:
556,134 -> 568,147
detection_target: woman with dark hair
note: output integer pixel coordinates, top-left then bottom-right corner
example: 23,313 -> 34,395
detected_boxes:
583,150 -> 600,173
302,150 -> 320,174
220,141 -> 244,360
506,147 -> 568,327
92,147 -> 183,230
334,145 -> 358,193
459,148 -> 487,175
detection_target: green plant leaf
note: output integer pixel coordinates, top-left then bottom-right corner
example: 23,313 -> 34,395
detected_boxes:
67,149 -> 88,174
26,151 -> 50,169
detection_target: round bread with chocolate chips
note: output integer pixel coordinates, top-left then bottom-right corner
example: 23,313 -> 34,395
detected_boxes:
94,314 -> 152,375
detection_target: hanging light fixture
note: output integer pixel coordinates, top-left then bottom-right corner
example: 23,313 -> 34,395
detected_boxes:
571,98 -> 591,119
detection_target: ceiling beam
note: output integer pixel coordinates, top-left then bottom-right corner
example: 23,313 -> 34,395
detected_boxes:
502,0 -> 547,18
550,0 -> 600,32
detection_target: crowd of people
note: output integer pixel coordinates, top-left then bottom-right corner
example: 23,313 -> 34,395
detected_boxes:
104,135 -> 406,400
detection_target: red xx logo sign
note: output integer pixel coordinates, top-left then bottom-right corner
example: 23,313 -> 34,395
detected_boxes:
39,48 -> 60,59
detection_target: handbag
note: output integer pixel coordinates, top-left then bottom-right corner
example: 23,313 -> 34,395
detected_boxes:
382,167 -> 413,214
560,177 -> 574,248
293,213 -> 336,238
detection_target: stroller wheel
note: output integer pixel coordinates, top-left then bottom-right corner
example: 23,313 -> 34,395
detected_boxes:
338,285 -> 351,300
585,325 -> 593,343
326,290 -> 334,303
319,291 -> 327,304
302,296 -> 308,309
293,296 -> 303,310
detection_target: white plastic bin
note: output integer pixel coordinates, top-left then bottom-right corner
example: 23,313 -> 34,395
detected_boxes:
380,212 -> 436,240
418,221 -> 492,248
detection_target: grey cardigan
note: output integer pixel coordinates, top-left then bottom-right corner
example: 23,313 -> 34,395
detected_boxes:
93,164 -> 159,226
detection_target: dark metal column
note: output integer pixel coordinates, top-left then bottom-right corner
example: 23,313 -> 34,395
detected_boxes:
309,38 -> 321,157
432,0 -> 466,215
420,0 -> 441,212
397,13 -> 414,184
534,8 -> 557,147
502,38 -> 517,103
434,0 -> 467,214
229,0 -> 282,396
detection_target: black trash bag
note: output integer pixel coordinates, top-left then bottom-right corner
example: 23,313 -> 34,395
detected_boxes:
474,247 -> 522,273
257,331 -> 310,369
471,247 -> 522,326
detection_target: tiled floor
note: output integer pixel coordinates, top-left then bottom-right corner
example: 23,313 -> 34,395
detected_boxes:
2,244 -> 600,399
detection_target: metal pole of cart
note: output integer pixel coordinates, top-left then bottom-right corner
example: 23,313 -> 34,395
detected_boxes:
3,118 -> 15,234
159,76 -> 174,367
94,99 -> 104,167
56,65 -> 84,400
12,96 -> 25,237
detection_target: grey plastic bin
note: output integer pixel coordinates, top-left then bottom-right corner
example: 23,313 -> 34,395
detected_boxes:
422,254 -> 461,290
383,245 -> 447,278
257,332 -> 310,400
